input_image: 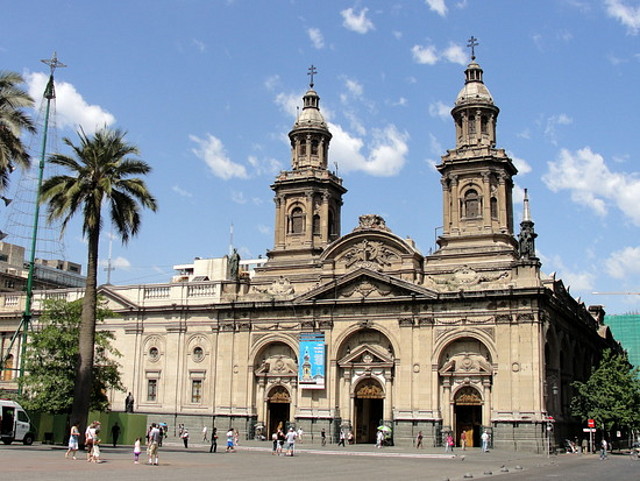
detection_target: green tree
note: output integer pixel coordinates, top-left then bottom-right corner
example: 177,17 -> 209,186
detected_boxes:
571,349 -> 640,431
40,128 -> 157,429
19,298 -> 124,414
0,71 -> 36,191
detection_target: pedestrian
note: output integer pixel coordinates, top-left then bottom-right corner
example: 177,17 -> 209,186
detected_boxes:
65,423 -> 80,459
181,428 -> 189,448
481,430 -> 490,453
91,427 -> 102,463
460,430 -> 467,451
234,428 -> 240,446
111,422 -> 121,447
581,437 -> 588,454
347,430 -> 354,444
600,438 -> 608,460
85,421 -> 98,462
148,423 -> 161,465
285,427 -> 298,456
226,428 -> 236,453
209,427 -> 218,453
445,433 -> 454,453
415,431 -> 423,449
133,437 -> 142,464
297,426 -> 304,444
376,429 -> 384,449
271,431 -> 278,455
321,428 -> 327,446
338,430 -> 346,447
276,429 -> 286,455
202,425 -> 208,442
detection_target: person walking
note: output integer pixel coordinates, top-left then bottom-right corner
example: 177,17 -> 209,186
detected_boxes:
276,429 -> 285,455
65,423 -> 80,459
285,427 -> 298,456
181,429 -> 189,448
600,438 -> 608,460
338,430 -> 346,447
321,428 -> 327,447
415,431 -> 423,449
148,423 -> 161,466
202,426 -> 208,443
460,430 -> 467,451
445,433 -> 454,453
376,429 -> 384,449
481,430 -> 490,453
133,437 -> 142,464
226,428 -> 236,453
209,427 -> 218,453
111,422 -> 121,447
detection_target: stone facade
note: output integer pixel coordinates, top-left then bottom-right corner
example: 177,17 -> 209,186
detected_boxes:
0,57 -> 618,451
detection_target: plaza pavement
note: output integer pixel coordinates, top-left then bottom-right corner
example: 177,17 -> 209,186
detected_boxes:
0,438 -> 628,481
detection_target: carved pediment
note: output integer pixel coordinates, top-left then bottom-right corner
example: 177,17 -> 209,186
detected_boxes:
294,268 -> 437,304
338,344 -> 394,368
439,352 -> 492,376
97,286 -> 139,311
255,355 -> 298,377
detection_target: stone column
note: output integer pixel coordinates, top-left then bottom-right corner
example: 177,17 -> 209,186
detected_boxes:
482,379 -> 492,428
441,177 -> 451,235
482,172 -> 491,231
450,176 -> 460,233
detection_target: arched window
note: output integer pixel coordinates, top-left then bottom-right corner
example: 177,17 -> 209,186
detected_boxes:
312,214 -> 320,234
490,197 -> 498,219
463,189 -> 480,218
298,140 -> 306,156
311,140 -> 319,156
290,207 -> 304,234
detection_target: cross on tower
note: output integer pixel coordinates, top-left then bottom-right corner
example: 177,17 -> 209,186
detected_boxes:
41,51 -> 67,76
308,64 -> 317,88
467,36 -> 479,61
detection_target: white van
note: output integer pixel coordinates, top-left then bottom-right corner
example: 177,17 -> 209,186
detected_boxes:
0,399 -> 35,445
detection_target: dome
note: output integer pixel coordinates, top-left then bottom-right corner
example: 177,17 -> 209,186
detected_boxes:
292,88 -> 329,130
455,61 -> 494,106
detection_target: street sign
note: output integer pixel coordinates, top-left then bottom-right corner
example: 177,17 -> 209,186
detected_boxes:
583,428 -> 596,432
588,419 -> 595,428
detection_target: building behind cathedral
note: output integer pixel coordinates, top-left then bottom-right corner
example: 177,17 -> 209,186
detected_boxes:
0,55 -> 618,452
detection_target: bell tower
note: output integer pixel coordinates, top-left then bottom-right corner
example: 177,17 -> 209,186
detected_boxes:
434,38 -> 518,264
268,66 -> 346,262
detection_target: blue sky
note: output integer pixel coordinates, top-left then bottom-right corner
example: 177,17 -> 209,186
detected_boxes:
2,0 -> 640,315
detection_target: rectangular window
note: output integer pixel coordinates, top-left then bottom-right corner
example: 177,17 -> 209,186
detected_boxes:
147,379 -> 157,402
191,379 -> 202,403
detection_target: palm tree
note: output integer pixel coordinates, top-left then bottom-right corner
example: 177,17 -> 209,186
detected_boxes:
0,71 -> 36,191
40,127 -> 157,431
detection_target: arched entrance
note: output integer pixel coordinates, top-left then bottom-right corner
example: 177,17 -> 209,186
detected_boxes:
267,386 -> 290,436
454,386 -> 482,447
354,378 -> 384,443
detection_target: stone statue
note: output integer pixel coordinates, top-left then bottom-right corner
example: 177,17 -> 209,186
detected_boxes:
229,248 -> 240,280
125,392 -> 134,413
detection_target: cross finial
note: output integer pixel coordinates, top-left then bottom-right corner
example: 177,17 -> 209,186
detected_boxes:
41,51 -> 67,76
307,64 -> 317,88
467,36 -> 479,61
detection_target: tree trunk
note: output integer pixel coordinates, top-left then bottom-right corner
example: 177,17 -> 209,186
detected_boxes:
69,222 -> 100,439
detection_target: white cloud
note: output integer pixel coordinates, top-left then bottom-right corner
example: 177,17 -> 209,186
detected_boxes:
509,153 -> 532,175
429,101 -> 450,121
264,74 -> 281,91
26,72 -> 115,135
172,185 -> 193,198
344,78 -> 364,97
190,134 -> 248,180
231,190 -> 248,204
341,7 -> 375,34
308,27 -> 325,49
330,122 -> 408,177
192,38 -> 206,52
545,254 -> 595,292
275,91 -> 302,117
257,224 -> 271,235
442,43 -> 467,65
425,0 -> 448,16
99,256 -> 131,270
605,0 -> 640,34
544,113 -> 573,145
428,133 -> 442,156
412,42 -> 466,66
543,147 -> 640,225
248,155 -> 283,176
412,45 -> 439,65
605,246 -> 640,279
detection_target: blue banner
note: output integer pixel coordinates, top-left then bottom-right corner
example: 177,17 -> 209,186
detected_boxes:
298,332 -> 325,389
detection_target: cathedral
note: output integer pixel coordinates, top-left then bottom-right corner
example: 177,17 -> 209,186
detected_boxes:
0,53 -> 617,452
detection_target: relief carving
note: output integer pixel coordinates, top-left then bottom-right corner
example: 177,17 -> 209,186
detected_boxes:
340,239 -> 400,271
425,265 -> 510,291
